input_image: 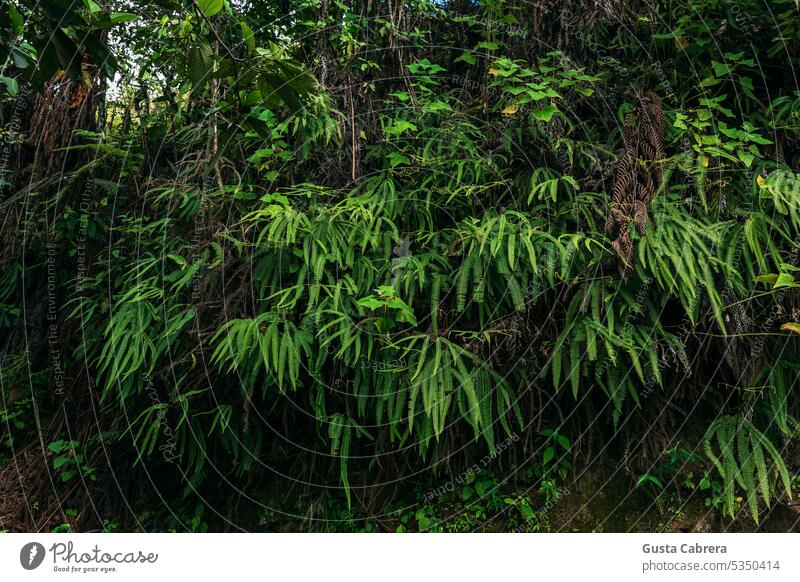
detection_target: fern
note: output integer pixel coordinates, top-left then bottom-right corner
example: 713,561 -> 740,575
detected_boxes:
703,416 -> 793,524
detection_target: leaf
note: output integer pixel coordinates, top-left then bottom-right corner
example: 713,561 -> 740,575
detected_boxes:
48,28 -> 82,79
111,12 -> 139,23
197,0 -> 224,17
774,273 -> 797,288
165,259 -> 187,277
47,441 -> 65,453
187,43 -> 214,88
240,21 -> 255,53
356,296 -> 384,310
454,51 -> 476,65
8,4 -> 23,35
636,474 -> 663,488
532,104 -> 558,122
475,41 -> 499,51
737,150 -> 754,167
424,101 -> 451,113
384,119 -> 417,137
0,76 -> 19,96
781,323 -> 800,335
83,34 -> 118,77
387,151 -> 411,168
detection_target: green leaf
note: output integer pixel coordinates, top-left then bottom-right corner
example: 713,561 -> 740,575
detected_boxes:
47,440 -> 65,453
737,150 -> 754,167
356,296 -> 384,310
0,76 -> 19,96
424,101 -> 451,113
8,4 -> 23,35
532,104 -> 558,122
475,41 -> 499,51
754,274 -> 777,285
454,51 -> 476,65
711,60 -> 732,77
197,0 -> 224,17
85,0 -> 103,13
774,273 -> 797,288
187,43 -> 214,88
636,474 -> 663,488
83,34 -> 118,77
387,151 -> 411,168
110,12 -> 138,23
240,21 -> 255,53
384,119 -> 417,137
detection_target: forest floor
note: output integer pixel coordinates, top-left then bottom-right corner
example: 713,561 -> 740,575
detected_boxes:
544,467 -> 799,533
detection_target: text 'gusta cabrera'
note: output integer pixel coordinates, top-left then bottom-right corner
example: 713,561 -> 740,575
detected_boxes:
643,544 -> 728,554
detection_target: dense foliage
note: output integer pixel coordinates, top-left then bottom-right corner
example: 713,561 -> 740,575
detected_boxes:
1,0 -> 799,532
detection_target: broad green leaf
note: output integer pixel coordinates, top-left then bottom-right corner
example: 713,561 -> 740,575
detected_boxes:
198,0 -> 224,17
532,104 -> 558,122
0,76 -> 19,96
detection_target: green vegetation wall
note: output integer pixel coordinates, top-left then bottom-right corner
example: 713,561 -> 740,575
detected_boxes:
0,0 -> 799,532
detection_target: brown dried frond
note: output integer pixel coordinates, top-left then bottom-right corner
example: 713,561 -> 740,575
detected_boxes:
612,172 -> 634,206
611,230 -> 634,276
604,212 -> 616,235
633,200 -> 648,236
638,168 -> 656,201
606,90 -> 667,274
645,92 -> 667,139
639,141 -> 656,163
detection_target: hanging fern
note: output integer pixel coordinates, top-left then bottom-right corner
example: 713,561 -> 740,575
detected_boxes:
703,416 -> 793,524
